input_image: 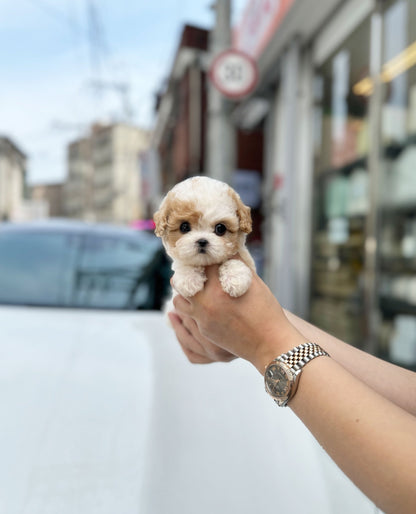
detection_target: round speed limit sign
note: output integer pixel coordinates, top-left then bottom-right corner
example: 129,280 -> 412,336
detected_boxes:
209,49 -> 258,100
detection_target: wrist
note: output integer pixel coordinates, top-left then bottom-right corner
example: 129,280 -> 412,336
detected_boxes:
252,325 -> 309,375
264,342 -> 331,407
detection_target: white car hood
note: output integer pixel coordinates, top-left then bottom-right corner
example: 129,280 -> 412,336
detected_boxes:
0,306 -> 376,514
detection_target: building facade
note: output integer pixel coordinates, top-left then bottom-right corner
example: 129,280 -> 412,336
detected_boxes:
64,123 -> 150,224
30,183 -> 64,218
232,0 -> 416,368
65,137 -> 93,220
0,137 -> 27,221
153,25 -> 210,191
153,23 -> 265,269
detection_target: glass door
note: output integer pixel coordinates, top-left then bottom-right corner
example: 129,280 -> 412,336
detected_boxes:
377,0 -> 416,369
310,17 -> 372,349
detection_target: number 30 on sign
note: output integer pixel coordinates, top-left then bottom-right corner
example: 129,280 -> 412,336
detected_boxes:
209,49 -> 258,100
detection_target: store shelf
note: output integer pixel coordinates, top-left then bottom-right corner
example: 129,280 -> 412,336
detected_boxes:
316,133 -> 416,180
380,133 -> 416,214
379,257 -> 416,273
379,296 -> 416,317
383,133 -> 416,160
317,155 -> 367,179
312,287 -> 359,299
379,200 -> 416,214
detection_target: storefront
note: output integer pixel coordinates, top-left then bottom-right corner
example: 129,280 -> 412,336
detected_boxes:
234,0 -> 416,368
310,0 -> 416,368
233,0 -> 338,317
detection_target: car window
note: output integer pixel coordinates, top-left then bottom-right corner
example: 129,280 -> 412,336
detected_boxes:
72,234 -> 163,309
0,229 -> 170,310
0,231 -> 79,306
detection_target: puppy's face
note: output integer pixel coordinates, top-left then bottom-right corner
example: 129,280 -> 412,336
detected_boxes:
154,177 -> 252,267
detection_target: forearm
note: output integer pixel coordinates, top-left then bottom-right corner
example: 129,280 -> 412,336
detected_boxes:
290,356 -> 416,514
284,309 -> 416,416
173,272 -> 416,513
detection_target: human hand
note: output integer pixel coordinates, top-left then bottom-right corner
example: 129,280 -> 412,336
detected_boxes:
173,264 -> 308,374
168,310 -> 237,364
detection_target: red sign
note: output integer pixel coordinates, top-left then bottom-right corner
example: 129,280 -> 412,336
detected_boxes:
209,49 -> 258,100
233,0 -> 295,59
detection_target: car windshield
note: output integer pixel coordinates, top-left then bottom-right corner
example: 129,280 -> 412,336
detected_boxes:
0,228 -> 170,310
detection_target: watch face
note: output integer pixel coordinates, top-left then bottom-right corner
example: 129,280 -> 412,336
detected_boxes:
264,362 -> 293,399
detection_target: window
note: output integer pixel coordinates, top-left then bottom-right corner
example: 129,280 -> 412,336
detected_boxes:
310,17 -> 371,348
0,229 -> 170,310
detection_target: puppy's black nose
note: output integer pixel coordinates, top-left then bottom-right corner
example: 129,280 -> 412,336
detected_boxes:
197,239 -> 208,248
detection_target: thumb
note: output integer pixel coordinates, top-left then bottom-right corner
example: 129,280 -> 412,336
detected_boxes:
200,264 -> 222,296
204,263 -> 220,282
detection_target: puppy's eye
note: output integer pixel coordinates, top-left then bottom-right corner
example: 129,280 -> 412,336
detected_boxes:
179,222 -> 191,233
214,223 -> 227,236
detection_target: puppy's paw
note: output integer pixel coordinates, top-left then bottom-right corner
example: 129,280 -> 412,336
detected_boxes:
173,267 -> 207,297
219,260 -> 252,297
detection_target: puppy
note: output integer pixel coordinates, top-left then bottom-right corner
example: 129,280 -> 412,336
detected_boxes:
153,176 -> 255,299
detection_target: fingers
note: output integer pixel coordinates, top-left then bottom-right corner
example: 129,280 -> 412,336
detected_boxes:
200,264 -> 224,296
168,311 -> 237,364
204,263 -> 220,281
169,312 -> 202,352
168,311 -> 197,346
173,294 -> 193,316
168,312 -> 215,364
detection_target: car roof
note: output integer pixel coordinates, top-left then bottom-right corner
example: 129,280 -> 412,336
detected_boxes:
0,218 -> 159,242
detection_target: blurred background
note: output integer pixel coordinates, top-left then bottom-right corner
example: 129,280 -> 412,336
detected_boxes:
2,0 -> 416,369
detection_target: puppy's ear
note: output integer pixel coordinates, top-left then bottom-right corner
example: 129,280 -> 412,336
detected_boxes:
230,190 -> 252,234
153,199 -> 169,237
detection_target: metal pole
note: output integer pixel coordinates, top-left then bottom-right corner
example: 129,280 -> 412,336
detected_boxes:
273,40 -> 300,313
363,5 -> 383,355
205,0 -> 236,183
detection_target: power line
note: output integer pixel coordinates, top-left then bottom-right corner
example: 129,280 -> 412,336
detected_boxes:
85,0 -> 110,76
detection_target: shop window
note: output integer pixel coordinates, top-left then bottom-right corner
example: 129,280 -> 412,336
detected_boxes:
311,17 -> 371,348
311,0 -> 416,369
378,0 -> 416,369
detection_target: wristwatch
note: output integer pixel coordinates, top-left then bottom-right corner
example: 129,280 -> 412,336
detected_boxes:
264,342 -> 330,407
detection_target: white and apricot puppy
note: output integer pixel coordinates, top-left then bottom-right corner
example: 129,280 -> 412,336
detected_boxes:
153,176 -> 255,299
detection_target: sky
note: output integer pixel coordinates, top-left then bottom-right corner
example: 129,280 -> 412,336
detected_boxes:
0,0 -> 246,185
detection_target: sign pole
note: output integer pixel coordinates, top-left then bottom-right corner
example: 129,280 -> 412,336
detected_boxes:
205,0 -> 236,184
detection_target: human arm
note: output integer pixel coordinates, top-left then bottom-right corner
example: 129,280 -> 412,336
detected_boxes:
288,354 -> 416,514
172,266 -> 416,513
172,266 -> 416,416
283,309 -> 416,416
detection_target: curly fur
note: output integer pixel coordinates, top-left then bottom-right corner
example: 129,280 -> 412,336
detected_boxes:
153,176 -> 255,299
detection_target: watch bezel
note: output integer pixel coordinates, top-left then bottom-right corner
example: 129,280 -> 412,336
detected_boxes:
264,360 -> 299,407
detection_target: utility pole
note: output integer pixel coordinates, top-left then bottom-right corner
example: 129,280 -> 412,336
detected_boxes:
205,0 -> 236,183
